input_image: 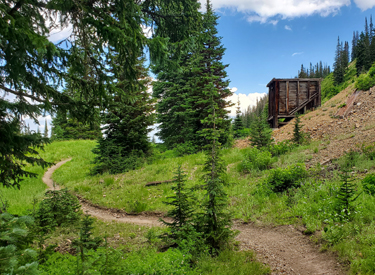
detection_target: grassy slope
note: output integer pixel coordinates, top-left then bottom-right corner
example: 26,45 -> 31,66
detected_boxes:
2,140 -> 96,214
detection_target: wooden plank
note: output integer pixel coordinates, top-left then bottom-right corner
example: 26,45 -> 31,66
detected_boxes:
279,82 -> 287,114
288,82 -> 297,113
297,80 -> 299,109
318,80 -> 322,107
275,80 -> 279,128
308,80 -> 310,100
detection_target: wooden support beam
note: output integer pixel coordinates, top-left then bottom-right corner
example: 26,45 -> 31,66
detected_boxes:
297,80 -> 299,112
308,80 -> 310,100
274,81 -> 279,128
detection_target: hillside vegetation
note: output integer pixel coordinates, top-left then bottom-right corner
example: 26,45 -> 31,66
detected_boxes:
23,64 -> 375,273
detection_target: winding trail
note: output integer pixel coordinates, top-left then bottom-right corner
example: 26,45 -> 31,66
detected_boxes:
43,159 -> 345,275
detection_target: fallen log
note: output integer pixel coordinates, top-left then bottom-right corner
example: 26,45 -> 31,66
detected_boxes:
145,180 -> 174,187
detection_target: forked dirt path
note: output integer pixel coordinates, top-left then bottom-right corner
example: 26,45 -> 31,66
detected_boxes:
43,159 -> 345,275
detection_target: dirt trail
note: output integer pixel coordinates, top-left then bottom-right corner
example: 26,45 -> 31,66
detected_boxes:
43,160 -> 345,275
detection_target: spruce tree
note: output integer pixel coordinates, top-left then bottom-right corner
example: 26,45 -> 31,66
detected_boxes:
161,165 -> 194,240
93,57 -> 155,174
356,32 -> 371,75
333,37 -> 345,85
198,95 -> 233,252
187,0 -> 233,149
232,98 -> 244,138
249,105 -> 272,149
336,170 -> 360,221
154,0 -> 232,151
292,114 -> 304,145
153,51 -> 197,149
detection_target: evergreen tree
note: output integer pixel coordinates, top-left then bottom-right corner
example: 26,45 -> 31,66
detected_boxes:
336,170 -> 360,221
154,0 -> 232,151
240,95 -> 268,128
333,37 -> 345,85
93,57 -> 155,174
197,86 -> 233,252
356,32 -> 371,75
298,64 -> 308,78
161,165 -> 194,240
249,106 -> 272,149
153,51 -> 197,149
292,114 -> 304,145
351,31 -> 358,61
0,0 -> 201,189
232,98 -> 244,138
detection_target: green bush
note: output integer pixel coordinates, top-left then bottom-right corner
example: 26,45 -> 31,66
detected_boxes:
266,164 -> 308,193
269,140 -> 295,157
33,189 -> 81,233
339,150 -> 361,169
241,148 -> 275,172
355,73 -> 375,91
173,141 -> 198,156
0,213 -> 38,275
361,143 -> 375,160
363,174 -> 375,195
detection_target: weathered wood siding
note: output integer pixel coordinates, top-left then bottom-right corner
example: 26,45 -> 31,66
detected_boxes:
267,78 -> 321,128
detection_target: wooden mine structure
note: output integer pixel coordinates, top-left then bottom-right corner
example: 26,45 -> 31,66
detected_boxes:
267,78 -> 322,128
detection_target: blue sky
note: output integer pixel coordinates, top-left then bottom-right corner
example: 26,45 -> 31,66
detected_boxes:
210,0 -> 375,113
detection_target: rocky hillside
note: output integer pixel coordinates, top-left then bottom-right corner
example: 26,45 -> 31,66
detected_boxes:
273,83 -> 375,166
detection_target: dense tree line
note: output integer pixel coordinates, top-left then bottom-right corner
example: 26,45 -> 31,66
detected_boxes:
239,95 -> 268,129
298,62 -> 331,78
352,16 -> 375,76
333,37 -> 350,85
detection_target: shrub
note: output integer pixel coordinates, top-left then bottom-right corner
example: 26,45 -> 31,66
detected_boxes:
241,148 -> 274,172
355,72 -> 375,91
0,213 -> 38,275
33,189 -> 81,233
173,142 -> 198,156
266,164 -> 308,193
335,171 -> 360,221
292,115 -> 305,145
339,150 -> 361,169
362,173 -> 375,195
361,143 -> 375,160
269,140 -> 295,157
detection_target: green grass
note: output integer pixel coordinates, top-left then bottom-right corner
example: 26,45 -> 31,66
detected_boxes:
5,138 -> 375,274
1,140 -> 96,215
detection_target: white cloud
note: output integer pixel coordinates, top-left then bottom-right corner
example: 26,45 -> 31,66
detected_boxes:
227,90 -> 267,117
285,25 -> 292,31
48,26 -> 73,43
142,25 -> 154,38
292,52 -> 304,56
353,0 -> 375,10
203,0 -> 351,23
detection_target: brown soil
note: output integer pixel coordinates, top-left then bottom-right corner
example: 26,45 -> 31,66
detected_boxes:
43,160 -> 345,275
234,85 -> 375,169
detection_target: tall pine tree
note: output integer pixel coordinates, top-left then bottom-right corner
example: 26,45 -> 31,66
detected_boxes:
232,98 -> 244,138
154,0 -> 232,151
92,57 -> 155,174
